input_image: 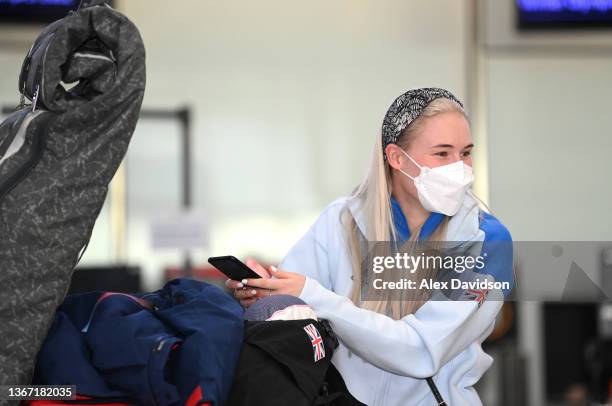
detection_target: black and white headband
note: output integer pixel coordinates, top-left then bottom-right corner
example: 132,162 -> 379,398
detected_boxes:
381,87 -> 464,160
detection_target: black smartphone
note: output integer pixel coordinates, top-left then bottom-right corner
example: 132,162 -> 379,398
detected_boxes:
208,255 -> 262,282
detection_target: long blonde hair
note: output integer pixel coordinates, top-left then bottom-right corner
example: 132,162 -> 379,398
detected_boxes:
342,97 -> 470,320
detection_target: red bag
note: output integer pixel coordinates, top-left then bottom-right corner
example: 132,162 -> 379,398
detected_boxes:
23,394 -> 213,406
23,396 -> 131,405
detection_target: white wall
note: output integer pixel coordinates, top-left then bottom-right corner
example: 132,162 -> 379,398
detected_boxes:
487,54 -> 612,240
119,0 -> 470,213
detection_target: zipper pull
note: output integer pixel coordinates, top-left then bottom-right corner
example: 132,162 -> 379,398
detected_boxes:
31,85 -> 40,113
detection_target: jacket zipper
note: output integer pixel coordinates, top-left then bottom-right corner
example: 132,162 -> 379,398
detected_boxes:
374,371 -> 390,406
382,372 -> 391,406
0,110 -> 48,204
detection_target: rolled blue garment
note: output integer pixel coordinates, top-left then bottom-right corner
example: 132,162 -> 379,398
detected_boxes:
244,295 -> 312,321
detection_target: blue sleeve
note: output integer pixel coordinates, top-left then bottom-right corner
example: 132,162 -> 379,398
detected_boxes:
478,211 -> 514,298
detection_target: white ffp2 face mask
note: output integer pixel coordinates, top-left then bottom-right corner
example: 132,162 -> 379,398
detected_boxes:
398,150 -> 474,216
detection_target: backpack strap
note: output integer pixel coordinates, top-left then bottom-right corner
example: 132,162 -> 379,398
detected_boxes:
425,377 -> 448,406
312,382 -> 344,406
317,364 -> 366,406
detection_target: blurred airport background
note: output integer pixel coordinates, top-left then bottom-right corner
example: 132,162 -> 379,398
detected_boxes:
1,0 -> 612,405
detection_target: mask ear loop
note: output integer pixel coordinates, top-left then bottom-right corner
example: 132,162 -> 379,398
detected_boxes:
398,168 -> 416,181
397,148 -> 422,181
467,189 -> 492,214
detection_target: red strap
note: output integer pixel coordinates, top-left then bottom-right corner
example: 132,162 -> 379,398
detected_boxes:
96,292 -> 154,310
185,386 -> 204,406
81,292 -> 154,333
24,400 -> 131,406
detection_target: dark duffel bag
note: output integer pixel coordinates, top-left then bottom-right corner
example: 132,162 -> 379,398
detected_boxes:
0,0 -> 145,388
226,319 -> 341,406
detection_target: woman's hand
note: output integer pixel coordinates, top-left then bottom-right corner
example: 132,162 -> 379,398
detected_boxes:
224,258 -> 305,308
225,258 -> 272,308
244,266 -> 306,298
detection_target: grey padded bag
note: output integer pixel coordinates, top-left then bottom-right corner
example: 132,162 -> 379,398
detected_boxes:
0,0 -> 145,389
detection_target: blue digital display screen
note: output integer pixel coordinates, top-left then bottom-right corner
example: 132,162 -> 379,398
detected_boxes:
0,0 -> 82,23
517,0 -> 612,29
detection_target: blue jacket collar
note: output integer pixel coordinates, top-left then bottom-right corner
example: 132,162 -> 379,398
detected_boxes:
390,195 -> 445,242
345,193 -> 480,244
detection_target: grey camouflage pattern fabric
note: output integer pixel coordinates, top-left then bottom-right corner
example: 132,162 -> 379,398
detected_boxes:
381,87 -> 463,160
0,0 -> 145,394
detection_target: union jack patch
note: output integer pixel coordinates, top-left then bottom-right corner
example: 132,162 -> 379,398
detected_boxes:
463,289 -> 489,307
303,323 -> 325,362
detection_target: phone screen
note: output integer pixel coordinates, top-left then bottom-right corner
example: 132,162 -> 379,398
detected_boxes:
208,255 -> 262,282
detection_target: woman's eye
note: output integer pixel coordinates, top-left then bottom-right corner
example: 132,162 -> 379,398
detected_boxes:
435,151 -> 448,157
462,150 -> 472,157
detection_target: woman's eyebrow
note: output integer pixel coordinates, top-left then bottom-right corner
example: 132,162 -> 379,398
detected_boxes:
431,143 -> 474,149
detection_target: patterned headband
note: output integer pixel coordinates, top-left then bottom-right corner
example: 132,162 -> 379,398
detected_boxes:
381,87 -> 464,160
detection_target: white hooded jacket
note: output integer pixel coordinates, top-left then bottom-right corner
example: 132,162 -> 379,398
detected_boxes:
278,194 -> 513,406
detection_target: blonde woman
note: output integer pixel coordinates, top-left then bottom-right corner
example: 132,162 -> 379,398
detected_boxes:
227,87 -> 514,406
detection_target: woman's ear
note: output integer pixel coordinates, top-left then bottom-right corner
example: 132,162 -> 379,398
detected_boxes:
385,144 -> 403,171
